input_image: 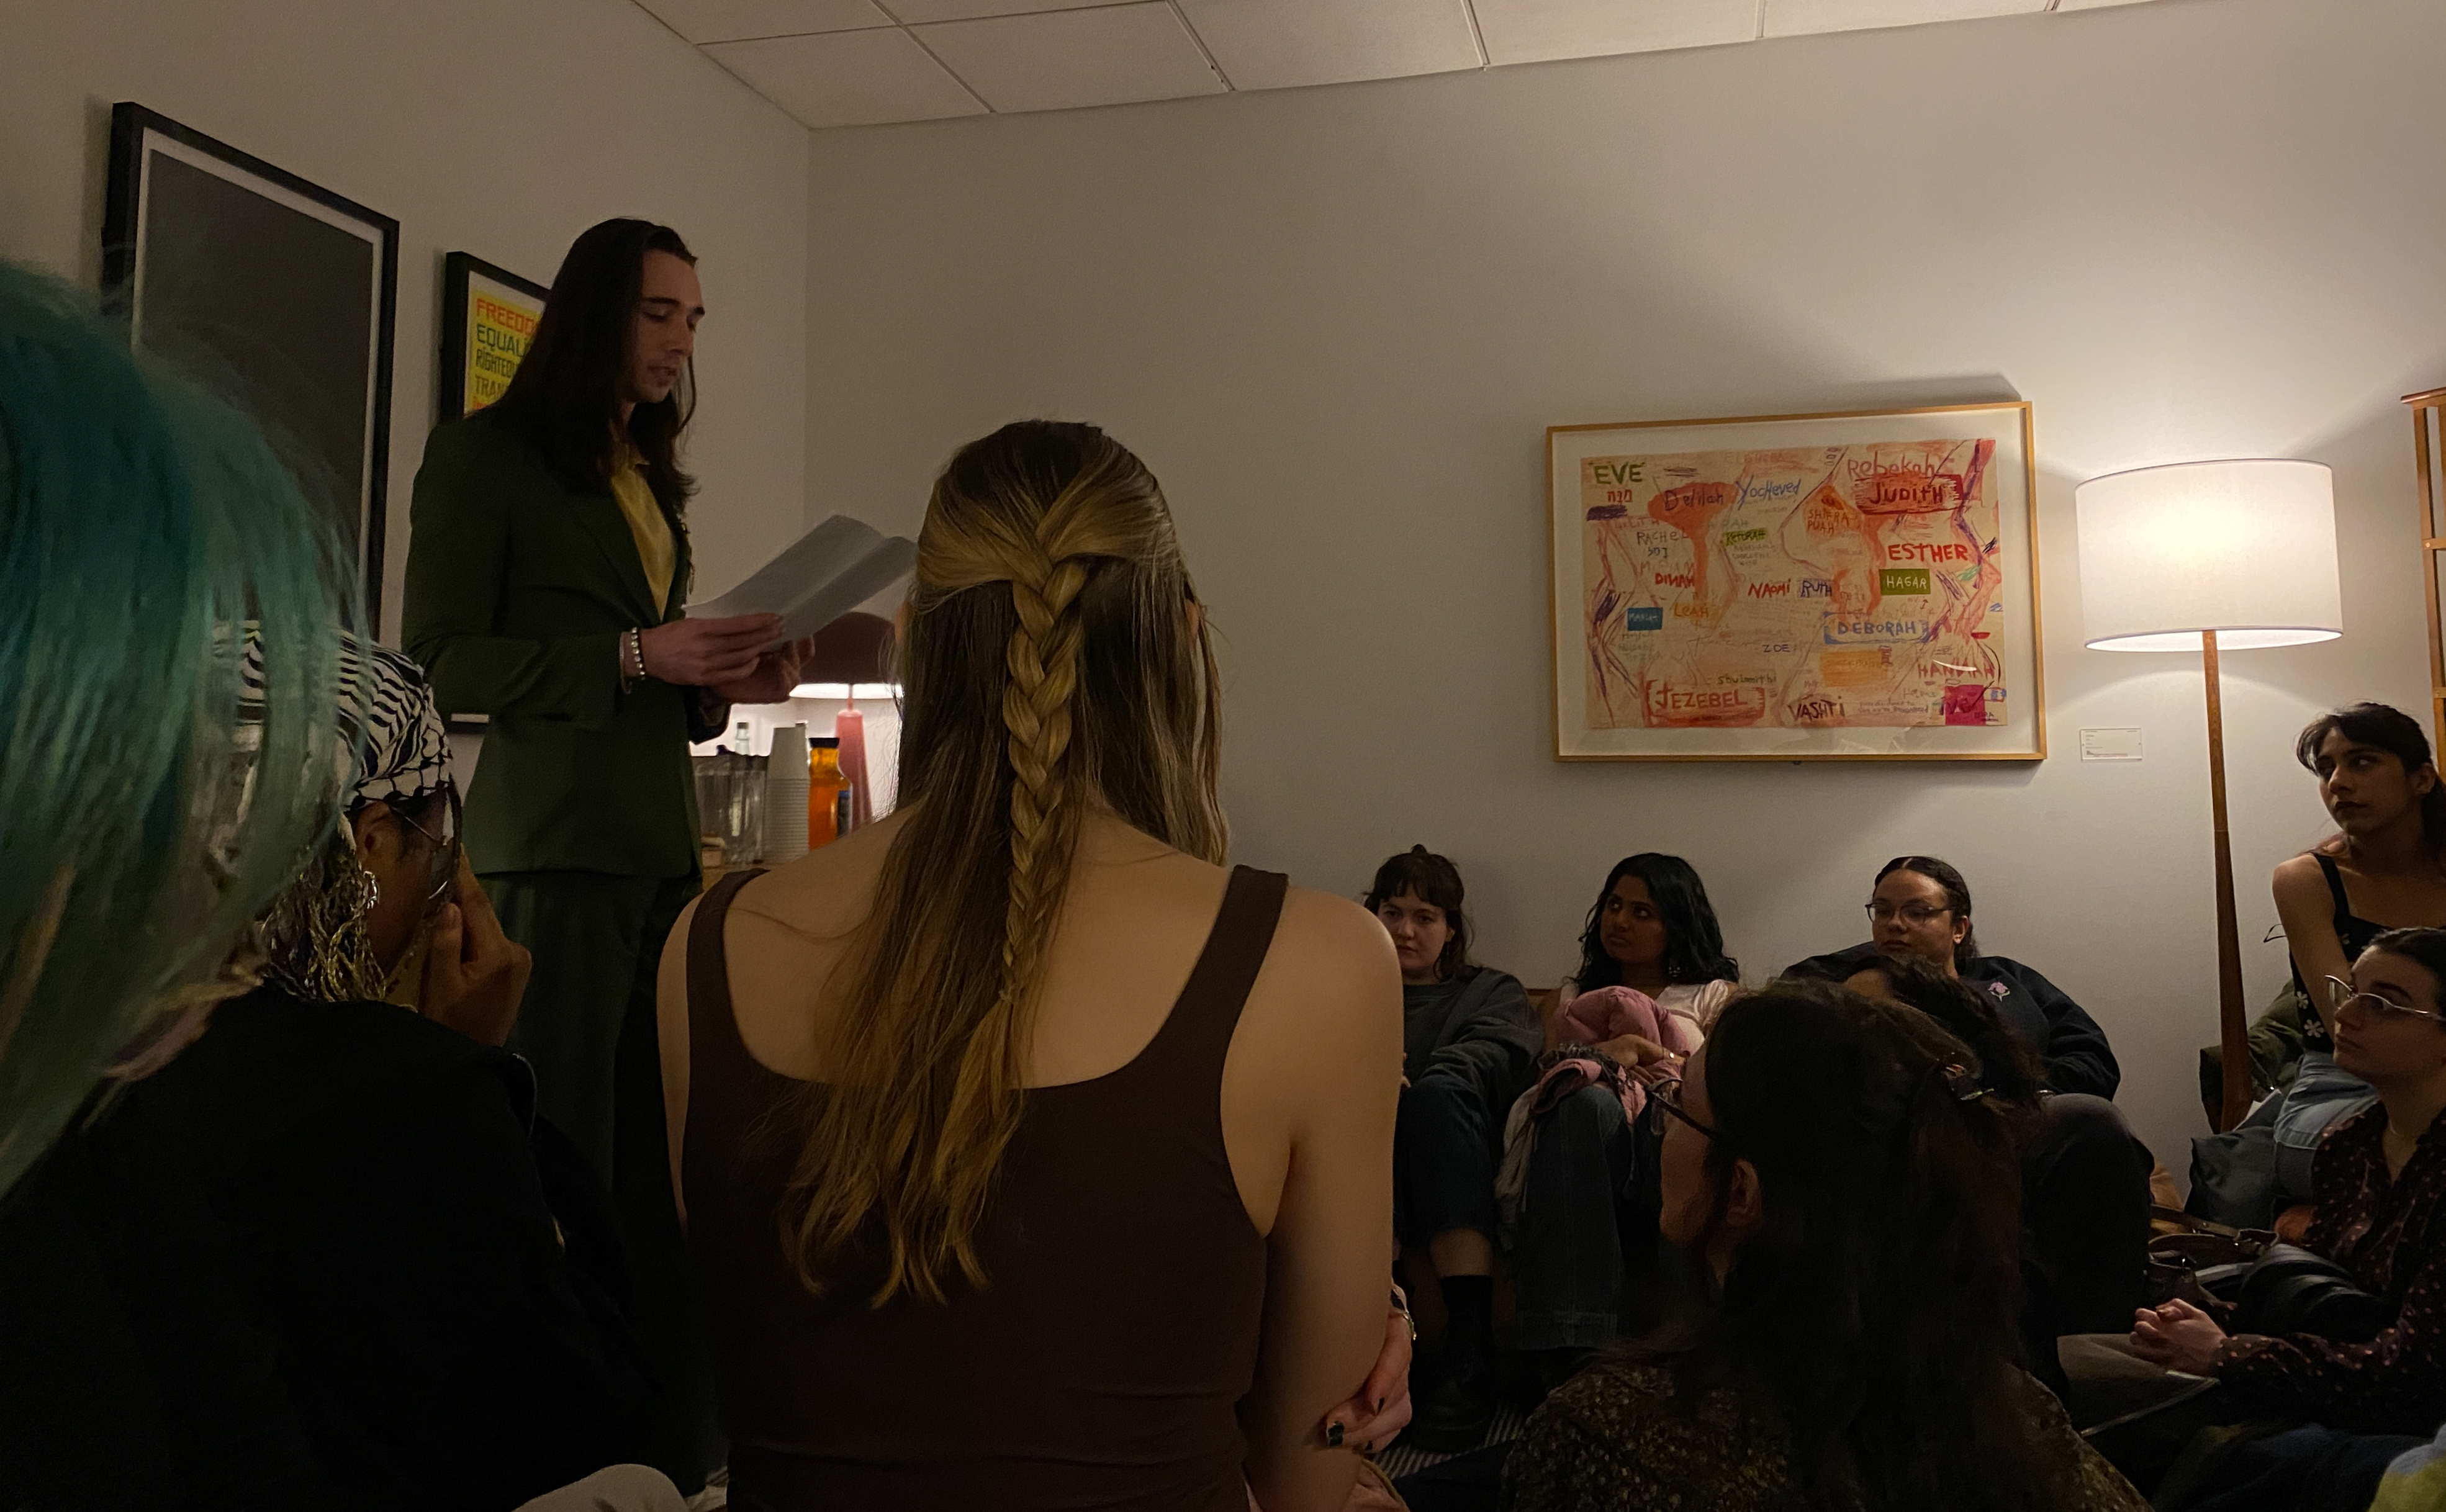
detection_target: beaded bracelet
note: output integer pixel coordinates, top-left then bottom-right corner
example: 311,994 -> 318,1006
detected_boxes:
622,626 -> 646,690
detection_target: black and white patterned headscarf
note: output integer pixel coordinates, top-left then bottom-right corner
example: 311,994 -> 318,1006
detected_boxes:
241,629 -> 452,811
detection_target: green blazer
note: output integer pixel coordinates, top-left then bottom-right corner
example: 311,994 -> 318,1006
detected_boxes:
402,408 -> 704,879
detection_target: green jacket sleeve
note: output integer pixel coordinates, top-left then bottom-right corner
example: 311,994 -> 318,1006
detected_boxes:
402,421 -> 619,729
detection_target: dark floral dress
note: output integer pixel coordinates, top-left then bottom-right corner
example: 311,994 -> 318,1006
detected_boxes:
1502,1361 -> 2146,1511
2219,1103 -> 2446,1434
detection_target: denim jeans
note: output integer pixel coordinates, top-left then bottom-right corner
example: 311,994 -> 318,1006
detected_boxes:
2274,1051 -> 2376,1207
1509,1085 -> 1648,1351
1395,1073 -> 1502,1249
2023,1092 -> 2155,1336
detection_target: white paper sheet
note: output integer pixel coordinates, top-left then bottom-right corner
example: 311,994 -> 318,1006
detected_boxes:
687,515 -> 916,642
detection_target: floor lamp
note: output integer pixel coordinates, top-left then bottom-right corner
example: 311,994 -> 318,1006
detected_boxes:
2075,460 -> 2342,1133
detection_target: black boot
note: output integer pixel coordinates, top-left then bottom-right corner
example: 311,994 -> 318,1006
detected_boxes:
1409,1276 -> 1497,1452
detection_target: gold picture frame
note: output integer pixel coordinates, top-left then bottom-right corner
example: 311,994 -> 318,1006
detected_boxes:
1547,400 -> 2044,762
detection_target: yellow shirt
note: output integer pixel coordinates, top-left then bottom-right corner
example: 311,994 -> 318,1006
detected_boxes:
609,445 -> 677,616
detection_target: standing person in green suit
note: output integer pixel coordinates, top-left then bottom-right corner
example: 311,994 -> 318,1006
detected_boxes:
403,217 -> 805,1485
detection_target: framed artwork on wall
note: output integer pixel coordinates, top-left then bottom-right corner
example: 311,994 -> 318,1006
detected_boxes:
102,102 -> 399,624
438,251 -> 547,419
1548,401 -> 2044,762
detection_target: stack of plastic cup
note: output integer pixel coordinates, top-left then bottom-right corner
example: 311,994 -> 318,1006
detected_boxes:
761,722 -> 810,865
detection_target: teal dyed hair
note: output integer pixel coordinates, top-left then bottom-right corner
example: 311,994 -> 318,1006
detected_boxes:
0,260 -> 351,1197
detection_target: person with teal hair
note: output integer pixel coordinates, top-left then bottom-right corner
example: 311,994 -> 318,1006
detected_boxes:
0,261 -> 687,1512
0,257 -> 349,1200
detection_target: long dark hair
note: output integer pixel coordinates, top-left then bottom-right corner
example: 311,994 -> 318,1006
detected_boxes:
1838,953 -> 2044,1110
1365,846 -> 1473,982
2296,703 -> 2446,857
1875,855 -> 1979,969
1668,981 -> 2044,1512
493,217 -> 697,515
1573,853 -> 1738,992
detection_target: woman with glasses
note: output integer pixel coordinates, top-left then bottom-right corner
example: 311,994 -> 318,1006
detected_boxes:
1786,855 -> 2121,1099
1505,981 -> 2147,1512
2265,704 -> 2446,1205
2132,927 -> 2446,1439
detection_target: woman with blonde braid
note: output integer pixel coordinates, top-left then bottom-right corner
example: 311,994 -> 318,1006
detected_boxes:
657,421 -> 1404,1511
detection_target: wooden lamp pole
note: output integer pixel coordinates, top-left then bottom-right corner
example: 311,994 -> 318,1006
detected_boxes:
2202,629 -> 2250,1133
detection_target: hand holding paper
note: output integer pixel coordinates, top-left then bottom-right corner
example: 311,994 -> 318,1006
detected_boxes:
640,613 -> 783,685
688,515 -> 917,643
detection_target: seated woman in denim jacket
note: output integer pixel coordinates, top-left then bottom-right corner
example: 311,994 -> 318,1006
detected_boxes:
2134,926 -> 2446,1438
2268,704 -> 2446,1205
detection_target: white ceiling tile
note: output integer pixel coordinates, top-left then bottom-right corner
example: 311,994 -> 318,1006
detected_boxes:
635,0 -> 891,44
916,4 -> 1227,114
704,28 -> 986,127
882,0 -> 1112,21
2054,0 -> 2157,9
1763,0 -> 2045,39
1173,0 -> 1482,91
1471,0 -> 1757,66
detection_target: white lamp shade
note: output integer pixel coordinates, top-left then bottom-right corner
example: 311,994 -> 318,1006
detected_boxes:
2075,459 -> 2341,652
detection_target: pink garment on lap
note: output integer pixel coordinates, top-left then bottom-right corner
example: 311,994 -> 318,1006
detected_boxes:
1555,985 -> 1704,1057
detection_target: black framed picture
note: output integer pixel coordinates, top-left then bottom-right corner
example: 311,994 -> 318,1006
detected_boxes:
103,103 -> 399,624
438,251 -> 548,420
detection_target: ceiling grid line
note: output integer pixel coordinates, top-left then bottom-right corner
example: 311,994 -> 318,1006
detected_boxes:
652,0 -> 2167,132
1461,1 -> 1492,69
900,18 -> 998,111
1165,1 -> 1237,92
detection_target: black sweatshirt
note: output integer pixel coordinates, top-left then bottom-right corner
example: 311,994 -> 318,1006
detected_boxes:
1782,943 -> 2123,1100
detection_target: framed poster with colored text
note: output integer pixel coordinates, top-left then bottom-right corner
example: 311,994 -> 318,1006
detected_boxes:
438,251 -> 547,418
1548,402 -> 2044,762
104,102 -> 398,625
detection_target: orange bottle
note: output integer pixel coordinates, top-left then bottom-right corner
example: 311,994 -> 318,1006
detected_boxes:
807,736 -> 847,850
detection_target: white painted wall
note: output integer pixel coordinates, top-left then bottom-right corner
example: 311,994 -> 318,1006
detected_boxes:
0,0 -> 812,641
800,0 -> 2446,1182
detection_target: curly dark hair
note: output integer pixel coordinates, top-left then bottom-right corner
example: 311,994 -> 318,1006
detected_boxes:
1656,980 -> 2047,1512
1834,952 -> 2044,1111
1364,845 -> 1473,982
1571,853 -> 1739,993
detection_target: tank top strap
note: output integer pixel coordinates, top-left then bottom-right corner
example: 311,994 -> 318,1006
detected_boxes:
2316,851 -> 2355,926
1126,865 -> 1289,1088
685,868 -> 776,1159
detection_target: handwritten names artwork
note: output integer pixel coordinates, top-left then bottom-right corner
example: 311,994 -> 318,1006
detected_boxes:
1550,405 -> 2042,761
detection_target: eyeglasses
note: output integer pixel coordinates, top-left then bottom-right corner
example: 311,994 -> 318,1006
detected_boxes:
1866,901 -> 1952,926
1651,1078 -> 1719,1140
2323,974 -> 2446,1027
395,786 -> 463,912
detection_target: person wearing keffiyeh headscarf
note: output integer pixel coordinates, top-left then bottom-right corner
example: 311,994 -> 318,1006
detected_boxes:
112,637 -> 666,1510
243,630 -> 531,1034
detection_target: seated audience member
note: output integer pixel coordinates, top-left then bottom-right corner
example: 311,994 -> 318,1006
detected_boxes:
1503,981 -> 2147,1512
1843,953 -> 2152,1382
2268,704 -> 2446,1203
2131,927 -> 2446,1438
1503,857 -> 1740,1374
0,262 -> 678,1512
659,422 -> 1405,1512
1787,855 -> 2121,1099
1554,853 -> 1740,1049
126,639 -> 664,1511
1369,846 -> 1543,1449
0,256 -> 350,1512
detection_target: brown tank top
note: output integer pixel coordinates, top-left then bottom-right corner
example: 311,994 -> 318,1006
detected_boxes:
683,864 -> 1285,1512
